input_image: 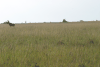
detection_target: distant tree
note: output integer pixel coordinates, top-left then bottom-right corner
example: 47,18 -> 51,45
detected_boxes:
3,22 -> 8,24
80,20 -> 84,22
3,20 -> 10,24
63,19 -> 68,23
25,21 -> 26,23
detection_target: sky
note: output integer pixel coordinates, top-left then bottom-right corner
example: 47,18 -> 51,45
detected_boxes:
0,0 -> 100,23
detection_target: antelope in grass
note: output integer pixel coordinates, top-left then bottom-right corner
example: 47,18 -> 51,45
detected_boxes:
7,20 -> 15,27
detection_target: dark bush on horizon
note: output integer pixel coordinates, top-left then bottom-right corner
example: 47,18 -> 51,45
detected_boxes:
3,21 -> 9,24
63,19 -> 68,23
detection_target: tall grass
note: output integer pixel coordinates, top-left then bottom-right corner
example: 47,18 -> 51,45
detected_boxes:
0,22 -> 100,67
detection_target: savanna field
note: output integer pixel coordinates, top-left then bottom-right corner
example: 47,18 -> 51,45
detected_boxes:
0,22 -> 100,67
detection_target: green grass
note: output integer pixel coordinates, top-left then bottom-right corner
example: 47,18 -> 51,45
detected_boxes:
0,22 -> 100,67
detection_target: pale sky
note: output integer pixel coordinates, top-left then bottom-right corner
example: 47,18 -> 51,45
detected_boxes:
0,0 -> 100,23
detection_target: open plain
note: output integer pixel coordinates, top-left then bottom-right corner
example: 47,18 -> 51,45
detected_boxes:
0,22 -> 100,67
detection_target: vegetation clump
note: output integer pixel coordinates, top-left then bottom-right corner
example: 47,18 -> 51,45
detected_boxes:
3,20 -> 9,24
80,20 -> 84,22
62,19 -> 68,23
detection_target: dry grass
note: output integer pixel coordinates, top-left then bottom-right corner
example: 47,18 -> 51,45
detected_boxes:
0,22 -> 100,67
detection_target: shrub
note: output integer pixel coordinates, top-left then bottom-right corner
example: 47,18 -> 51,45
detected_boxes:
63,19 -> 68,23
3,20 -> 10,24
80,20 -> 84,22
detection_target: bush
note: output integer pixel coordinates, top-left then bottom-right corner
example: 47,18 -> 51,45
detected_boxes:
63,19 -> 68,23
80,20 -> 84,22
3,20 -> 10,24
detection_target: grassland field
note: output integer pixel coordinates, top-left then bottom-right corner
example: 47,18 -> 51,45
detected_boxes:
0,22 -> 100,67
